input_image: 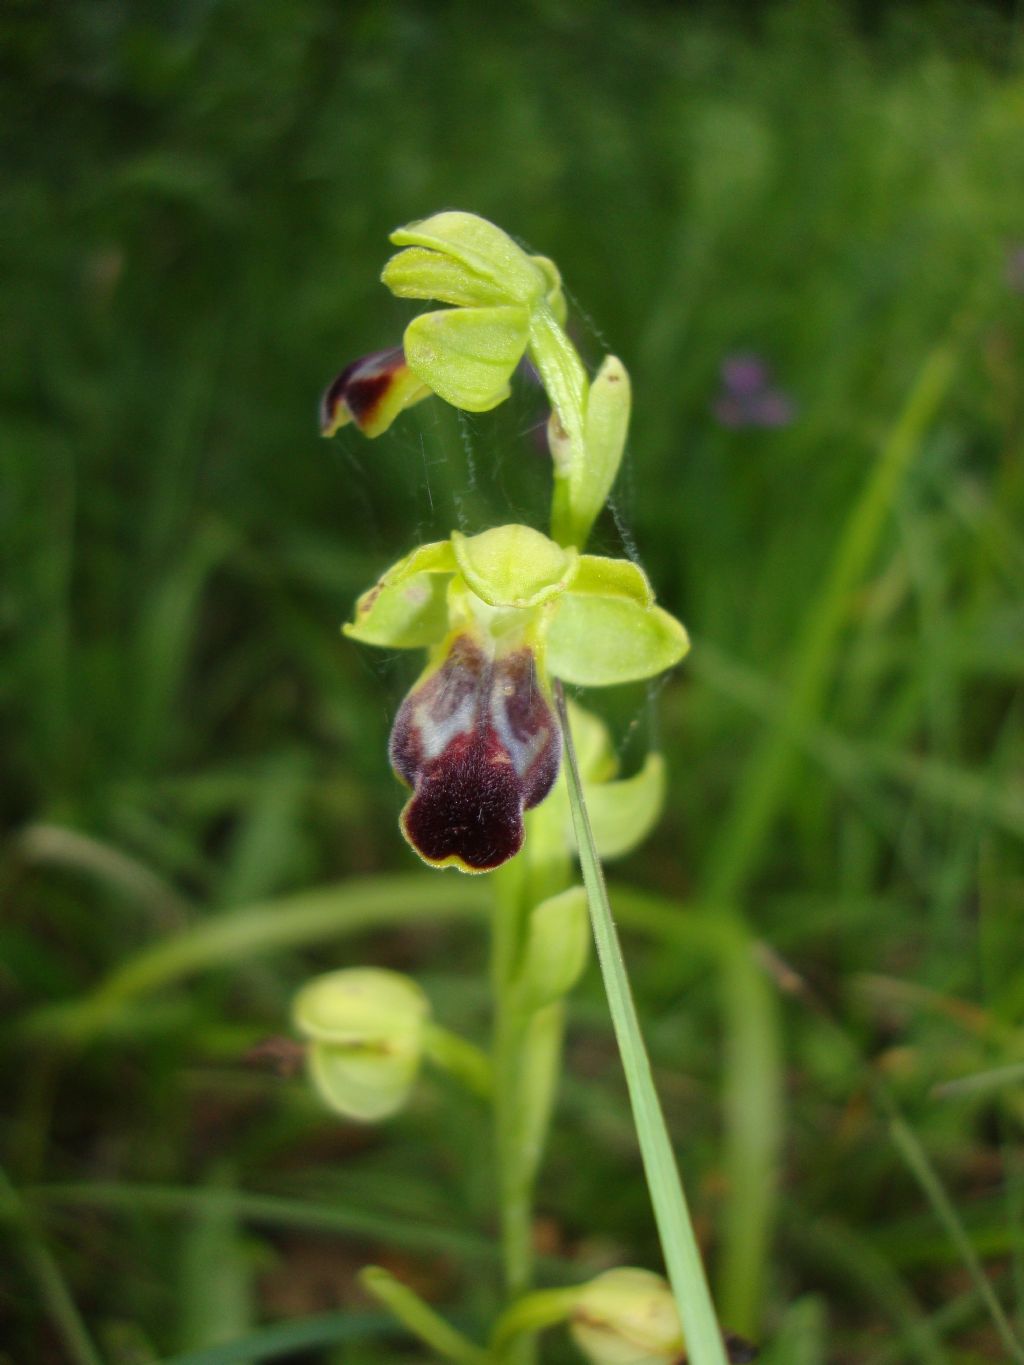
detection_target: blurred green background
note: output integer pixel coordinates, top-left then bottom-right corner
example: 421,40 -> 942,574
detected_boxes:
4,1 -> 1024,1361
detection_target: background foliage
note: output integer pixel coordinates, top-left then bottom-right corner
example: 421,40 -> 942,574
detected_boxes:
4,1 -> 1024,1361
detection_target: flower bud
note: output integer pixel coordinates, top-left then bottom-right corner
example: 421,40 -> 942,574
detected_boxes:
292,968 -> 429,1122
519,887 -> 590,1010
570,1269 -> 684,1365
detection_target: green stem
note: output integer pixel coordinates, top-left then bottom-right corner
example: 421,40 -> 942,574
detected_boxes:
491,858 -> 535,1363
491,1287 -> 581,1357
555,684 -> 730,1365
490,823 -> 574,1365
360,1266 -> 489,1365
423,1024 -> 494,1100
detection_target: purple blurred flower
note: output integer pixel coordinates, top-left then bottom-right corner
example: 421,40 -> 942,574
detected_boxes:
713,352 -> 796,430
1005,243 -> 1024,295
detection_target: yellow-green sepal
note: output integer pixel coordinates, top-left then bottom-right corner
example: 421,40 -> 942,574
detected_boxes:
402,305 -> 530,412
563,699 -> 618,783
451,525 -> 577,609
343,541 -> 456,648
546,593 -> 689,686
570,553 -> 653,605
572,753 -> 666,861
382,246 -> 511,308
389,211 -> 547,305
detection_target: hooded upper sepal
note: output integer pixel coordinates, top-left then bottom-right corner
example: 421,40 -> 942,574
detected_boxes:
451,525 -> 577,609
572,753 -> 666,861
388,211 -> 550,307
343,541 -> 457,648
389,633 -> 561,873
382,246 -> 513,308
320,346 -> 432,439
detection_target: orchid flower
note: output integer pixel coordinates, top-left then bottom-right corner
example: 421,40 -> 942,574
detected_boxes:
345,524 -> 686,872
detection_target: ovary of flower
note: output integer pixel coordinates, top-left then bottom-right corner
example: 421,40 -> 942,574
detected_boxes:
344,524 -> 689,875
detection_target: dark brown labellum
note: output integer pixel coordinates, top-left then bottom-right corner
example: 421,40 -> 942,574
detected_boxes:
389,634 -> 560,872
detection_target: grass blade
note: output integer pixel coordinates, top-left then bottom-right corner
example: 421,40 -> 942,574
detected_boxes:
0,1167 -> 104,1365
555,684 -> 729,1365
155,1310 -> 391,1364
888,1113 -> 1024,1365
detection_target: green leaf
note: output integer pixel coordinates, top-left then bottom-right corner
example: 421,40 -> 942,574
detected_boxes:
343,540 -> 455,647
154,1311 -> 392,1365
577,754 -> 666,861
452,525 -> 577,608
518,887 -> 590,1010
546,595 -> 689,686
179,1167 -> 254,1352
403,305 -> 529,412
382,246 -> 511,308
390,211 -> 545,305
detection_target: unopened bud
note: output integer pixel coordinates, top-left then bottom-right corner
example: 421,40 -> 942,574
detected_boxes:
519,887 -> 590,1010
292,968 -> 429,1122
570,1268 -> 684,1365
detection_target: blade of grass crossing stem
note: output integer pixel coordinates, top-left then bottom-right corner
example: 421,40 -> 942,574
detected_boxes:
556,684 -> 730,1365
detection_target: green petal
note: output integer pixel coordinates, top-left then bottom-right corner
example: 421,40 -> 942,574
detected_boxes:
382,246 -> 510,308
402,306 -> 529,412
576,754 -> 666,861
574,355 -> 632,543
343,541 -> 456,648
452,524 -> 577,609
530,253 -> 568,323
390,211 -> 545,305
571,554 -> 653,606
546,594 -> 689,686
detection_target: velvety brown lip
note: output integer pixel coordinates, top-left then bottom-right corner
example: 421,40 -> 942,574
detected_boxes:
389,635 -> 560,872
